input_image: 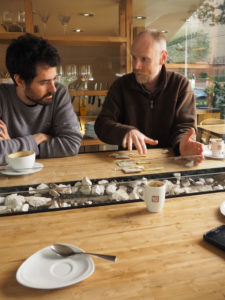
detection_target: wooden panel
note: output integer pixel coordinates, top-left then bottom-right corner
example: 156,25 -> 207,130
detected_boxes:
24,0 -> 34,33
197,111 -> 221,125
69,90 -> 107,96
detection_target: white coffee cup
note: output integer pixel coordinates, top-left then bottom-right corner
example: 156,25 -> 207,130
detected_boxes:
210,138 -> 224,157
7,151 -> 35,171
138,180 -> 166,213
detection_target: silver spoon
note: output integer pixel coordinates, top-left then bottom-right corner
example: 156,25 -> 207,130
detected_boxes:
50,244 -> 117,262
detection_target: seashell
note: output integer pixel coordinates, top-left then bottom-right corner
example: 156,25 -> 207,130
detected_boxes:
0,197 -> 5,204
37,183 -> 49,190
198,178 -> 206,184
61,202 -> 71,207
91,185 -> 105,196
129,191 -> 140,200
25,196 -> 52,207
49,200 -> 59,209
173,187 -> 185,195
110,189 -> 129,201
195,181 -> 204,186
74,181 -> 82,187
80,185 -> 91,195
5,194 -> 25,211
118,185 -> 127,192
22,203 -> 29,212
82,176 -> 92,186
213,184 -> 223,190
181,179 -> 191,187
206,178 -> 214,184
0,206 -> 11,214
98,180 -> 109,185
49,189 -> 60,197
106,183 -> 117,195
71,186 -> 79,194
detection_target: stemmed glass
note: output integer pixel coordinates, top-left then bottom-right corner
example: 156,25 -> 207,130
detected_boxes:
58,14 -> 71,35
64,64 -> 78,88
37,11 -> 50,35
2,11 -> 13,32
79,64 -> 94,89
17,10 -> 25,32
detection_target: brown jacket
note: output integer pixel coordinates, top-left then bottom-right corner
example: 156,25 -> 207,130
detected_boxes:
94,65 -> 197,154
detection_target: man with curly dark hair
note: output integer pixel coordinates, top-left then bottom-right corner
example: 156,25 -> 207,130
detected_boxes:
0,33 -> 82,164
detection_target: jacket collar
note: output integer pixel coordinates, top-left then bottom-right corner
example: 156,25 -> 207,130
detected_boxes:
131,64 -> 167,96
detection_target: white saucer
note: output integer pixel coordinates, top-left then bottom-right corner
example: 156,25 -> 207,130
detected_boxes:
220,201 -> 225,216
16,244 -> 95,289
0,162 -> 43,176
203,150 -> 225,160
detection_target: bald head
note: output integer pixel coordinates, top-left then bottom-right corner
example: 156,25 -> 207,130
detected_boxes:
132,29 -> 167,52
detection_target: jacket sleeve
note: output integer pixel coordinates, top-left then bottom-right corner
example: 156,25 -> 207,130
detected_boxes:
170,78 -> 197,153
38,86 -> 83,158
94,81 -> 136,145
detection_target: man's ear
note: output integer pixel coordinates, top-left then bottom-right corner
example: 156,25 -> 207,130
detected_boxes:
160,50 -> 167,65
14,74 -> 25,88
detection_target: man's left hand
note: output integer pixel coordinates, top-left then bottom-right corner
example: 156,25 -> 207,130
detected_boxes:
179,128 -> 204,163
0,120 -> 10,141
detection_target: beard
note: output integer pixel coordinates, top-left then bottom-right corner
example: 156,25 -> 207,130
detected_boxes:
133,71 -> 150,84
25,92 -> 54,106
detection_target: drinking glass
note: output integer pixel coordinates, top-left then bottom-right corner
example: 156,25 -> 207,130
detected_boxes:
2,11 -> 13,32
58,14 -> 71,35
17,10 -> 25,32
37,11 -> 50,34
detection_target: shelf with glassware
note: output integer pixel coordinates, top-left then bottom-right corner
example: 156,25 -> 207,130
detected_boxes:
0,32 -> 128,46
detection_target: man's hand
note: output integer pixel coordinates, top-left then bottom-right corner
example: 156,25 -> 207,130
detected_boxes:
0,120 -> 10,141
179,128 -> 204,163
33,133 -> 51,145
122,129 -> 158,154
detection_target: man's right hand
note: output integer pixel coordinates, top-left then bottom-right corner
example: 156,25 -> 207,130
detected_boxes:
122,129 -> 158,154
33,133 -> 51,145
0,120 -> 10,141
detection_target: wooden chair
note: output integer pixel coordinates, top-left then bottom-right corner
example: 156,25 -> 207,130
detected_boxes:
200,118 -> 225,125
198,118 -> 225,144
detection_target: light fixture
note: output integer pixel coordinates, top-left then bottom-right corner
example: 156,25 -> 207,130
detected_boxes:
73,28 -> 84,33
133,16 -> 146,20
79,13 -> 94,17
160,30 -> 168,33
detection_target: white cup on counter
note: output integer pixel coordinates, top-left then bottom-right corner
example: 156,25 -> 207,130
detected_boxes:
138,180 -> 166,213
210,138 -> 224,157
6,151 -> 35,171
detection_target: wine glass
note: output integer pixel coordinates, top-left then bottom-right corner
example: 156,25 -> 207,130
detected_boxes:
37,11 -> 50,35
58,14 -> 71,35
2,10 -> 13,32
17,10 -> 25,32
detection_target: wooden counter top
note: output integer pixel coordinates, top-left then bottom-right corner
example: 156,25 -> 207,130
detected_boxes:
1,149 -> 225,299
0,191 -> 225,299
1,148 -> 225,188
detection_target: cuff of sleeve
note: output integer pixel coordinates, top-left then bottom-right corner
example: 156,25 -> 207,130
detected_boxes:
173,143 -> 180,156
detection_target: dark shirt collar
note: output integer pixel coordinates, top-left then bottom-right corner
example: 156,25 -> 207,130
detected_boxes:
131,64 -> 167,96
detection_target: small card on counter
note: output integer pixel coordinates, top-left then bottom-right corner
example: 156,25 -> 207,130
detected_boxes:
109,152 -> 131,159
121,166 -> 144,174
116,160 -> 136,167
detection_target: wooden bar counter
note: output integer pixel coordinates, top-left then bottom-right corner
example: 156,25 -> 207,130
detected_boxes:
0,149 -> 225,299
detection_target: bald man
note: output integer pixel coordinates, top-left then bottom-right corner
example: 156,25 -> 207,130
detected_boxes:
94,29 -> 203,160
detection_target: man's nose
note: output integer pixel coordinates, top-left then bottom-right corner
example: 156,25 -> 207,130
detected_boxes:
48,81 -> 56,93
133,59 -> 142,69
